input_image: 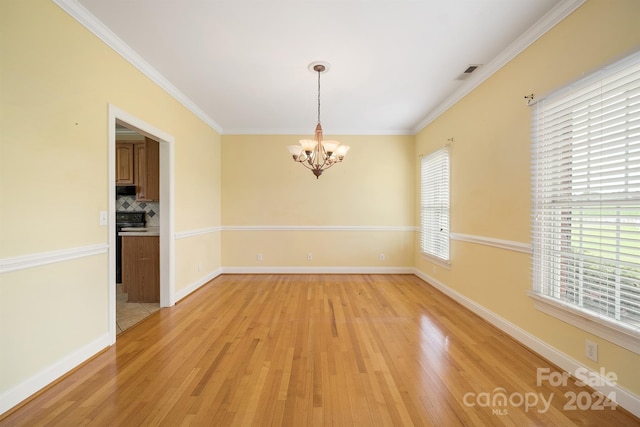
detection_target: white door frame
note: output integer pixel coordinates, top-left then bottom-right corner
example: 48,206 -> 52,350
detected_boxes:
108,104 -> 175,344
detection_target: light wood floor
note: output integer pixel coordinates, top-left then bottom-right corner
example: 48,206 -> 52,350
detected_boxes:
2,274 -> 637,426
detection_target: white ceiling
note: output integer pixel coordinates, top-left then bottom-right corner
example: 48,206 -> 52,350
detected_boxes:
70,0 -> 572,135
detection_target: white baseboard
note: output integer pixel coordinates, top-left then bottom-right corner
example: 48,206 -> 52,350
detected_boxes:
0,268 -> 224,416
0,333 -> 111,415
412,269 -> 640,419
5,269 -> 638,419
174,268 -> 223,303
221,266 -> 415,275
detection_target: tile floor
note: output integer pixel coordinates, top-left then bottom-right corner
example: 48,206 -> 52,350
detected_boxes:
116,283 -> 160,335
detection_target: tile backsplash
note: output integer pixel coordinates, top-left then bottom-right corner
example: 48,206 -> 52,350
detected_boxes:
116,196 -> 160,227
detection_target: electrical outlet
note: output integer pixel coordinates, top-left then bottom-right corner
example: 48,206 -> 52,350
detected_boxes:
379,253 -> 385,261
585,339 -> 598,362
257,253 -> 263,261
197,263 -> 201,272
307,252 -> 313,261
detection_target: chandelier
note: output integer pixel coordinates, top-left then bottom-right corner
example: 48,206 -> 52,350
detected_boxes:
287,62 -> 350,178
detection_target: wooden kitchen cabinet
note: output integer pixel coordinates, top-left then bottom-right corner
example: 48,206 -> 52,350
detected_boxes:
115,143 -> 135,184
135,137 -> 160,201
116,138 -> 159,201
122,235 -> 159,303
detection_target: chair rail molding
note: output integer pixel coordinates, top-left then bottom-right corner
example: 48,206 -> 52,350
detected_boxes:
0,244 -> 109,274
450,232 -> 532,254
222,225 -> 416,232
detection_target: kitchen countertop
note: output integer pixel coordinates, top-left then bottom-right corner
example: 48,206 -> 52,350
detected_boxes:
119,226 -> 160,237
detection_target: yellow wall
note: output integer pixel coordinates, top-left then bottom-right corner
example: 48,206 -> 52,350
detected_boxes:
0,0 -> 221,399
221,134 -> 415,268
415,0 -> 640,396
2,0 -> 640,415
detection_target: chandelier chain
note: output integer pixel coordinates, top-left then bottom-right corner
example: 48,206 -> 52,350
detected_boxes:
317,70 -> 321,125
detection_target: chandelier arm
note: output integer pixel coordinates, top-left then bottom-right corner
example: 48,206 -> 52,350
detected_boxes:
298,160 -> 332,171
318,159 -> 337,172
298,161 -> 314,170
314,152 -> 335,171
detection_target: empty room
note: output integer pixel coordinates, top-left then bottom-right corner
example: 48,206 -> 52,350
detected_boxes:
1,0 -> 640,425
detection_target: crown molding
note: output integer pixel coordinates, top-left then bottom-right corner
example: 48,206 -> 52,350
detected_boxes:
52,0 -> 224,134
52,0 -> 585,137
411,0 -> 587,134
222,128 -> 413,136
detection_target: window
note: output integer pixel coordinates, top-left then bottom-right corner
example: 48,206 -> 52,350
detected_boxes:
420,147 -> 450,262
531,51 -> 640,350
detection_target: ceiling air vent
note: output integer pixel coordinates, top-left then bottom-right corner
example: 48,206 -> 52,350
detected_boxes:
456,64 -> 482,81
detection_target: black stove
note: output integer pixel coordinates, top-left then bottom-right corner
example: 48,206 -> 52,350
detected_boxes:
116,211 -> 146,283
116,211 -> 146,228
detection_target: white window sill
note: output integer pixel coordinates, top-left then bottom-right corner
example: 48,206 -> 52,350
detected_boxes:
420,252 -> 451,270
528,292 -> 640,355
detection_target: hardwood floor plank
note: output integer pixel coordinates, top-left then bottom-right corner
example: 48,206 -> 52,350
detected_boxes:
1,274 -> 638,426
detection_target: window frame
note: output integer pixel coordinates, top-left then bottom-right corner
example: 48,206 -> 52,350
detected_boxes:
420,147 -> 451,267
530,51 -> 640,354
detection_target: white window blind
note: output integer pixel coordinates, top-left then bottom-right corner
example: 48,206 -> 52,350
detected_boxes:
531,51 -> 640,335
420,147 -> 450,261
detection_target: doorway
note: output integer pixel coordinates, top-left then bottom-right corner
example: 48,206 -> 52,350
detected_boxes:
108,105 -> 175,343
